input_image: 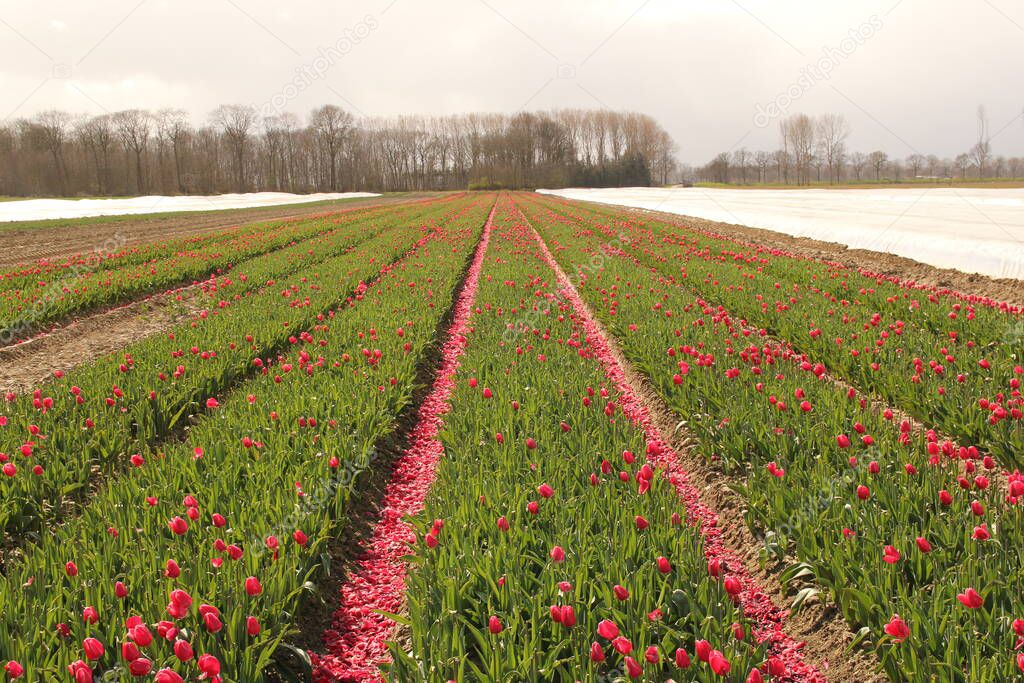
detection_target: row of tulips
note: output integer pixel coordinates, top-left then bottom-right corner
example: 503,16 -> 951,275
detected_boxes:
0,195 -> 413,341
390,195 -> 802,682
519,194 -> 1024,681
529,195 -> 1024,470
0,194 -> 493,681
0,196 -> 464,537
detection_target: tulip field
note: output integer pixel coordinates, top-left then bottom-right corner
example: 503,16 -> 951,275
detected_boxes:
0,192 -> 1022,682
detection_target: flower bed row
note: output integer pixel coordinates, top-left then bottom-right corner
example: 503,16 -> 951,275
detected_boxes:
526,195 -> 1023,470
0,195 -> 493,681
0,197 -> 467,537
0,196 -> 429,343
382,195 -> 817,682
521,195 -> 1024,681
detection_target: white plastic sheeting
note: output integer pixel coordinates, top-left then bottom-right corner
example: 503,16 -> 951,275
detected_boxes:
0,192 -> 381,223
538,187 -> 1024,280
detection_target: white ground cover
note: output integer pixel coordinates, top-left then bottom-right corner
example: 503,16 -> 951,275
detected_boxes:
539,187 -> 1024,280
0,192 -> 381,223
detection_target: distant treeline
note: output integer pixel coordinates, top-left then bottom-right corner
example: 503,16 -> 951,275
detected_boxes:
696,110 -> 1021,186
0,107 -> 677,197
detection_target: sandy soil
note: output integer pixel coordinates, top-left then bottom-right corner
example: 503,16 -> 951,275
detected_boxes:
0,284 -> 201,394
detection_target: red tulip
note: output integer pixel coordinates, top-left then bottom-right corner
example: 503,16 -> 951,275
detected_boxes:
724,576 -> 742,596
488,615 -> 503,634
496,516 -> 509,532
747,668 -> 764,683
915,537 -> 932,553
173,639 -> 193,662
695,639 -> 711,662
68,661 -> 93,683
709,650 -> 731,675
613,584 -> 629,601
550,546 -> 565,563
154,670 -> 184,683
293,529 -> 308,546
167,517 -> 188,535
597,619 -> 619,640
247,616 -> 261,636
644,645 -> 660,664
634,515 -> 649,530
836,434 -> 851,448
613,636 -> 633,655
537,483 -> 554,498
83,637 -> 105,660
65,561 -> 79,577
128,658 -> 152,677
203,611 -> 222,633
656,556 -> 672,573
5,661 -> 24,679
197,654 -> 220,678
589,641 -> 605,662
560,605 -> 576,628
957,588 -> 983,608
884,614 -> 910,641
883,545 -> 901,563
245,576 -> 263,596
129,623 -> 153,647
624,656 -> 642,679
856,485 -> 870,500
675,648 -> 691,669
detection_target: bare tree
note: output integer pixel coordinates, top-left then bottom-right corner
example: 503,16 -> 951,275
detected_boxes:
955,153 -> 971,178
732,147 -> 749,184
867,150 -> 888,180
781,114 -> 815,185
816,114 -> 849,184
754,150 -> 771,183
77,115 -> 115,194
156,109 -> 190,193
309,105 -> 354,191
848,151 -> 867,181
25,111 -> 75,194
969,105 -> 991,178
906,153 -> 926,178
211,105 -> 258,192
112,109 -> 152,194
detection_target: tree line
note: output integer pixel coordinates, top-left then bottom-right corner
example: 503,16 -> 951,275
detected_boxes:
0,106 -> 678,197
698,109 -> 1022,185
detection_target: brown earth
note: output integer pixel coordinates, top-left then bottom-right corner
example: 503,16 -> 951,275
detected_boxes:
0,284 -> 203,394
0,193 -> 442,268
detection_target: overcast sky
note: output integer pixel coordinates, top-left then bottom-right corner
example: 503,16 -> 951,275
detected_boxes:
1,0 -> 1021,164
